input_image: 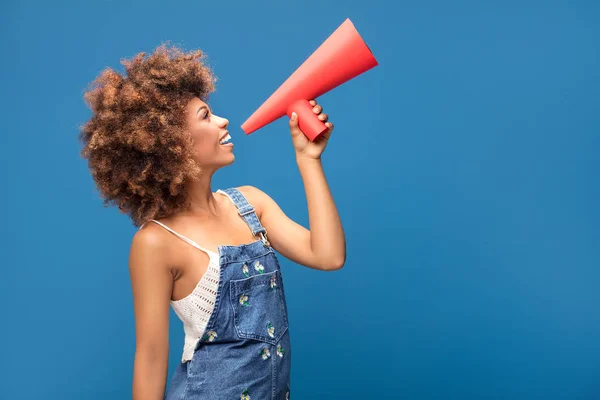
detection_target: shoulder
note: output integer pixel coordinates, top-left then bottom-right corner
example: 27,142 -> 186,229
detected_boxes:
132,222 -> 166,249
236,185 -> 265,200
129,222 -> 172,272
235,185 -> 275,217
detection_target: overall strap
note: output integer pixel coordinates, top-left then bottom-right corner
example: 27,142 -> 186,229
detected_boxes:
216,188 -> 270,246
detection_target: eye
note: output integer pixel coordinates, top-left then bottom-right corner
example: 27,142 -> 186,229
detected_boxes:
203,110 -> 210,120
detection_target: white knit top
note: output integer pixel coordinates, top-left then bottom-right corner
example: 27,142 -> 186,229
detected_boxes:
139,219 -> 221,363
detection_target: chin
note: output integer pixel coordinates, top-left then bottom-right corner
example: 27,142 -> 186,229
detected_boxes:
224,154 -> 235,165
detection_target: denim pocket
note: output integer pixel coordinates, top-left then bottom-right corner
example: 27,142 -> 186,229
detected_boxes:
230,269 -> 289,345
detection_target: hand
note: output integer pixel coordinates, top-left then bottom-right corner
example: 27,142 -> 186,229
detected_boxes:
289,99 -> 334,160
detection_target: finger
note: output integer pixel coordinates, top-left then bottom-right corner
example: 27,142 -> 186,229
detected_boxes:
320,123 -> 334,141
326,122 -> 334,133
289,112 -> 300,133
318,113 -> 328,122
312,105 -> 322,114
309,99 -> 317,106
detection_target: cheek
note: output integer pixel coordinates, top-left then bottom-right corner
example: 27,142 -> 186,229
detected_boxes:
192,132 -> 218,154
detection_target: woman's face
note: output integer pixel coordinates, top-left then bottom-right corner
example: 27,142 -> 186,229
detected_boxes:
184,96 -> 234,171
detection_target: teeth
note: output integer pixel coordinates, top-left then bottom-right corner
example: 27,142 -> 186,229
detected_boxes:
219,134 -> 232,144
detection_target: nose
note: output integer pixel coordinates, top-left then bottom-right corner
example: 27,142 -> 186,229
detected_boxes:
217,115 -> 229,128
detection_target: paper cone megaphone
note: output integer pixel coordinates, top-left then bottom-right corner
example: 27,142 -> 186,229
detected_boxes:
241,18 -> 378,141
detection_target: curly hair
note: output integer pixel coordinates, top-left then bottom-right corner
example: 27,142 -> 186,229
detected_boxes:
79,43 -> 217,227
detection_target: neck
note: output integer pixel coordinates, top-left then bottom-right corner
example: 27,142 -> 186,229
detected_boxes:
182,169 -> 222,217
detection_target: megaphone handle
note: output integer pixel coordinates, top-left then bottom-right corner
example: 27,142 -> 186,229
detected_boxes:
287,99 -> 329,142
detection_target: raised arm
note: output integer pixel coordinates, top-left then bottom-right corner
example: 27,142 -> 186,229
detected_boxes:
238,99 -> 346,271
128,227 -> 173,400
241,180 -> 345,272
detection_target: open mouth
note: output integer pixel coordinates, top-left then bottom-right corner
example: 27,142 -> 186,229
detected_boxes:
219,133 -> 232,145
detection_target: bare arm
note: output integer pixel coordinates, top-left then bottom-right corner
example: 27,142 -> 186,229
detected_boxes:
240,100 -> 346,271
296,155 -> 346,269
240,160 -> 345,272
129,227 -> 173,400
239,100 -> 345,272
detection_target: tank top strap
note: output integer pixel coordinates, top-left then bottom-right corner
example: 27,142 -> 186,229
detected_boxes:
140,219 -> 215,257
216,188 -> 269,242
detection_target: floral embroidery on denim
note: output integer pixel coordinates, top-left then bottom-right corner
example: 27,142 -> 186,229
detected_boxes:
239,294 -> 249,306
270,274 -> 277,290
201,330 -> 218,342
242,264 -> 249,277
267,322 -> 275,338
259,347 -> 271,360
254,260 -> 264,274
277,344 -> 285,357
241,388 -> 250,400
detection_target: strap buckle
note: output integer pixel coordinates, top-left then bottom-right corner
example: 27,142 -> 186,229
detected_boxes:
258,230 -> 270,247
238,205 -> 255,217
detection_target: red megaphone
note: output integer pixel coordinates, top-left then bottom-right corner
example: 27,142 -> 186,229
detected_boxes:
241,18 -> 378,141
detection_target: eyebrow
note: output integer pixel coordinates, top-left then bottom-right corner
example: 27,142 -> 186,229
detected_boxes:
196,106 -> 208,115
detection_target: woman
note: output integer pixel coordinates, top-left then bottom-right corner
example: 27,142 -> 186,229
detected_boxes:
79,43 -> 346,399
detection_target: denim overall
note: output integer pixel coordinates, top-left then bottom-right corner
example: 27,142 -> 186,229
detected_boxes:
165,187 -> 292,400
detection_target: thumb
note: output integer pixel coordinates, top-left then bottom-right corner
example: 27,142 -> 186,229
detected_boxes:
289,112 -> 300,134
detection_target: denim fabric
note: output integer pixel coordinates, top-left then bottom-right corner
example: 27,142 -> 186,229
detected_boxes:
165,188 -> 292,400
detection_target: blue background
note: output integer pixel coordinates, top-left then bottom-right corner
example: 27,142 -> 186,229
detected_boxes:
1,0 -> 599,399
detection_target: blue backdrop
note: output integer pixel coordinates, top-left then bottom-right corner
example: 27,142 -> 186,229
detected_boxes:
1,0 -> 598,399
